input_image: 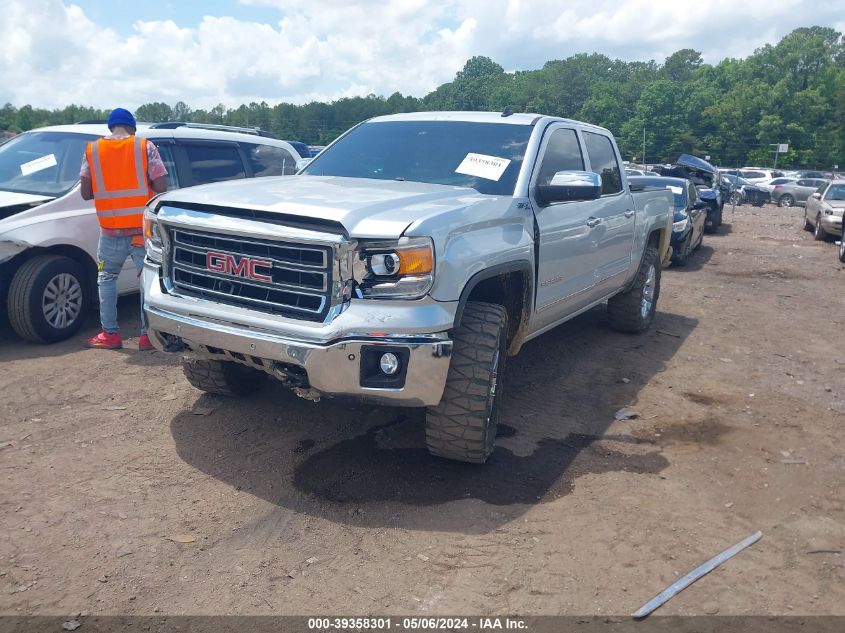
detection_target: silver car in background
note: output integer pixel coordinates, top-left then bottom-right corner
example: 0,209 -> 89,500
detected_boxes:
804,179 -> 845,241
771,178 -> 829,207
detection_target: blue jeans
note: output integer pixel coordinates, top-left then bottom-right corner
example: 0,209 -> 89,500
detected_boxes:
97,234 -> 147,335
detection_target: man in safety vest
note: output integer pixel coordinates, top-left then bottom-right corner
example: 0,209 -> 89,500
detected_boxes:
80,108 -> 168,350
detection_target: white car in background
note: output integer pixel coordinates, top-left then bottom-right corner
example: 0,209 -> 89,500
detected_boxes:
739,167 -> 778,184
0,122 -> 302,344
757,176 -> 798,194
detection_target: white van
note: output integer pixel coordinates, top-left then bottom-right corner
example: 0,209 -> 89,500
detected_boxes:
0,122 -> 303,343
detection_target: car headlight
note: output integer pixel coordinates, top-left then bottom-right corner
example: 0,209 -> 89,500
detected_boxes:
672,216 -> 689,233
354,237 -> 434,299
143,207 -> 163,264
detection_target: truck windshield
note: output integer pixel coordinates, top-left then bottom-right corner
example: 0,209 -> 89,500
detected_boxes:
0,131 -> 97,197
301,120 -> 532,196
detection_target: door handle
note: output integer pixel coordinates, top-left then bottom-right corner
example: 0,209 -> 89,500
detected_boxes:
624,209 -> 635,218
586,217 -> 601,228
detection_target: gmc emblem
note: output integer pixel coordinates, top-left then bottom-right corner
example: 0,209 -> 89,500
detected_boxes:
206,251 -> 272,282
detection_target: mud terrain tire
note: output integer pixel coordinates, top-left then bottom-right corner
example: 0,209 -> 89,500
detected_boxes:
425,302 -> 508,464
182,359 -> 264,397
607,246 -> 661,334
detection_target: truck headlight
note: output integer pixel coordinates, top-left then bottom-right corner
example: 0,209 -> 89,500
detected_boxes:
143,207 -> 163,264
672,216 -> 689,233
354,237 -> 434,299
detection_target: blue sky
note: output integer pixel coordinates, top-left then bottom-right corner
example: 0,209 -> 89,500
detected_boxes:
2,0 -> 844,111
72,0 -> 283,35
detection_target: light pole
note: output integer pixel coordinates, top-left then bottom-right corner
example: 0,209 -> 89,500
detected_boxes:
642,127 -> 646,172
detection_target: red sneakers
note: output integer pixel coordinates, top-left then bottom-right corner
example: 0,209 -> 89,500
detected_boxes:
84,331 -> 122,350
138,334 -> 154,351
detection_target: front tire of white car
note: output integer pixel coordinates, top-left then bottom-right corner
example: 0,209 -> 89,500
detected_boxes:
8,255 -> 90,344
813,215 -> 827,241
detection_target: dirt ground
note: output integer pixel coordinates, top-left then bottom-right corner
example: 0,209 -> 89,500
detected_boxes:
1,203 -> 844,618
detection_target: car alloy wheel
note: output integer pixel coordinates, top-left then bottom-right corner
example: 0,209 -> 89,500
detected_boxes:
640,263 -> 657,319
41,272 -> 84,330
814,216 -> 825,241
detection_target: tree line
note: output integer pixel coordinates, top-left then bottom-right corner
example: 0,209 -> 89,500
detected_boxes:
2,26 -> 843,169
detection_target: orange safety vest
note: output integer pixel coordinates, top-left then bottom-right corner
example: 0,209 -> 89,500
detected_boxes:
86,136 -> 153,230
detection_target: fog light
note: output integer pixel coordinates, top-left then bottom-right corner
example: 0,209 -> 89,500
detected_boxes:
379,352 -> 400,375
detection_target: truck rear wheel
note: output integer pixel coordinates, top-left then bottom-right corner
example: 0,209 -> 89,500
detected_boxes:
182,359 -> 265,397
425,301 -> 508,464
8,255 -> 89,343
607,246 -> 661,334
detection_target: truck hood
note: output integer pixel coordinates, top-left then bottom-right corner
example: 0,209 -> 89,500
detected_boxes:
0,190 -> 55,220
156,175 -> 488,238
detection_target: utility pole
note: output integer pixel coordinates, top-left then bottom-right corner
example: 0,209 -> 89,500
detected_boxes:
642,127 -> 646,172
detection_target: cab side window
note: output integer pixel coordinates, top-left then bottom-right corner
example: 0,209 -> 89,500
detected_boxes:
535,128 -> 584,187
182,143 -> 246,185
583,131 -> 623,195
242,143 -> 298,177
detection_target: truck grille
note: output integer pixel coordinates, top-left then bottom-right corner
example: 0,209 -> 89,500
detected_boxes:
168,228 -> 333,321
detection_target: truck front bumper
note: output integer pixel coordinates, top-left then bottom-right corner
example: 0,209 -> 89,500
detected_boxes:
143,265 -> 455,407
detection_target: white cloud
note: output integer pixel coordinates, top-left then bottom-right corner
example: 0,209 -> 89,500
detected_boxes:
0,0 -> 841,111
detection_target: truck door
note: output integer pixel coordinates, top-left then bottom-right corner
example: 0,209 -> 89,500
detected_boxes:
581,131 -> 636,296
528,125 -> 600,333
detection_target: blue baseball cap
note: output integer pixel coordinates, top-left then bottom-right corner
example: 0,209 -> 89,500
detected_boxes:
107,108 -> 136,130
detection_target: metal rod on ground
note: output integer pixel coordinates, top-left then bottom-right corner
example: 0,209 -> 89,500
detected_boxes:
632,530 -> 763,619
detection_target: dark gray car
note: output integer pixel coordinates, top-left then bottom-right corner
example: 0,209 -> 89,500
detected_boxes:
771,178 -> 829,207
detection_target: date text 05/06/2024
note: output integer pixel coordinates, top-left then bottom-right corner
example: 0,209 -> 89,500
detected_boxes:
307,617 -> 528,630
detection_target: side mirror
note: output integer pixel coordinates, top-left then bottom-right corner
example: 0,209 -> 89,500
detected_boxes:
811,192 -> 822,199
535,171 -> 602,205
692,200 -> 708,210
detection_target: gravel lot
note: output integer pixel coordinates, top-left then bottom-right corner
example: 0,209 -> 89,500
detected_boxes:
1,203 -> 844,617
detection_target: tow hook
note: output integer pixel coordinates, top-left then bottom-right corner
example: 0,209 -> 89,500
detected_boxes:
271,362 -> 310,388
161,333 -> 185,352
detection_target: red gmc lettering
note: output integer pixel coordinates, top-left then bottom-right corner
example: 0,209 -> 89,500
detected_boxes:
205,251 -> 272,282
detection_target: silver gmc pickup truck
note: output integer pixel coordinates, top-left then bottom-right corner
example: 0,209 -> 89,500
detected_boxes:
142,111 -> 672,463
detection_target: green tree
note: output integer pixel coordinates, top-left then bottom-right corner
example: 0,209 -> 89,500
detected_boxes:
135,102 -> 173,123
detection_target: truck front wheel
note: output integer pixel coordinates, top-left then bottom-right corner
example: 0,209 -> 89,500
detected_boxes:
425,301 -> 508,464
607,246 -> 661,334
182,359 -> 265,397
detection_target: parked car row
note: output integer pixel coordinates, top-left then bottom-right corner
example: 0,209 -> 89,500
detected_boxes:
629,175 -> 707,266
652,155 -> 725,233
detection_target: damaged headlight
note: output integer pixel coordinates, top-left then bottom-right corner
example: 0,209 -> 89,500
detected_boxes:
143,206 -> 163,264
353,237 -> 434,299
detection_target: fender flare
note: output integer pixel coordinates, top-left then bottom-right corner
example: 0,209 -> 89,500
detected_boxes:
453,260 -> 534,329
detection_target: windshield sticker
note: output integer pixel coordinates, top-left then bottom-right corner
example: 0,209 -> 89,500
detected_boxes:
455,153 -> 511,182
667,186 -> 683,195
20,154 -> 58,176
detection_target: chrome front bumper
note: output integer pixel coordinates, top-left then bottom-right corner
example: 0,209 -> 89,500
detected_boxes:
143,265 -> 455,407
